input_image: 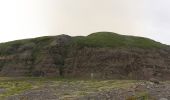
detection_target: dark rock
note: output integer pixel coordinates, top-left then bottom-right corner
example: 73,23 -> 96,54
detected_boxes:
150,78 -> 160,84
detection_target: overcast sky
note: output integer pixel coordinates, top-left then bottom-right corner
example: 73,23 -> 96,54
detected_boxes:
0,0 -> 170,44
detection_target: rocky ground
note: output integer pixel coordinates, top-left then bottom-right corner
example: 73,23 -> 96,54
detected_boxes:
78,82 -> 170,100
0,77 -> 169,100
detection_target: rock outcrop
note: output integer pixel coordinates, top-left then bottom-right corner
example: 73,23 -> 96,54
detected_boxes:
64,47 -> 170,80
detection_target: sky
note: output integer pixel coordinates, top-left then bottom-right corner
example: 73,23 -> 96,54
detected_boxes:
0,0 -> 170,44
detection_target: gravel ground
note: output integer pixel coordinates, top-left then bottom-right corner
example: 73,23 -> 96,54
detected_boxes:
5,81 -> 170,100
78,82 -> 170,100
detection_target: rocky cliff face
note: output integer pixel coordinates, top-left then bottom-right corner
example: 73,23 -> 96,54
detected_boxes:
64,47 -> 170,80
0,35 -> 71,77
0,32 -> 170,80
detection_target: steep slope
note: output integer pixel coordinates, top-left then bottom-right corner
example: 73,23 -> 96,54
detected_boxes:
0,32 -> 170,80
0,35 -> 71,76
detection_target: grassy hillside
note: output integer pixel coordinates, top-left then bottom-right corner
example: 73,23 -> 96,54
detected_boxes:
0,36 -> 54,55
0,32 -> 166,55
72,32 -> 164,48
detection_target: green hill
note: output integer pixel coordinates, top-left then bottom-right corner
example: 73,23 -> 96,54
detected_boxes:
72,32 -> 163,48
0,32 -> 166,56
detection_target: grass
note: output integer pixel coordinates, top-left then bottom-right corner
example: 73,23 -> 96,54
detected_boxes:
0,77 -> 45,99
0,81 -> 32,99
126,92 -> 150,100
72,32 -> 164,48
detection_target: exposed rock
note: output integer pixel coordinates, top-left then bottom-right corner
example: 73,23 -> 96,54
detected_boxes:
0,88 -> 6,94
150,78 -> 160,84
159,98 -> 168,100
64,48 -> 170,80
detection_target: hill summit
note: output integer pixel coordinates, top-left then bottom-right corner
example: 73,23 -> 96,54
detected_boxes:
73,32 -> 163,48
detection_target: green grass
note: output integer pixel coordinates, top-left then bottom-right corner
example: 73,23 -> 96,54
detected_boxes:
72,32 -> 164,48
0,81 -> 32,99
126,92 -> 150,100
0,77 -> 45,99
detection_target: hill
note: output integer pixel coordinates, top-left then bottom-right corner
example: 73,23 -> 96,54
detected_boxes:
72,32 -> 163,48
0,32 -> 170,80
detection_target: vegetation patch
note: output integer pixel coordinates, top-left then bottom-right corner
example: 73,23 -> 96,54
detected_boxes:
126,92 -> 150,100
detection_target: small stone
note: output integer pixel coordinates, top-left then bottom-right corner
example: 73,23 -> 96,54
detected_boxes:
146,85 -> 150,89
0,88 -> 6,94
159,98 -> 168,100
150,78 -> 160,84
